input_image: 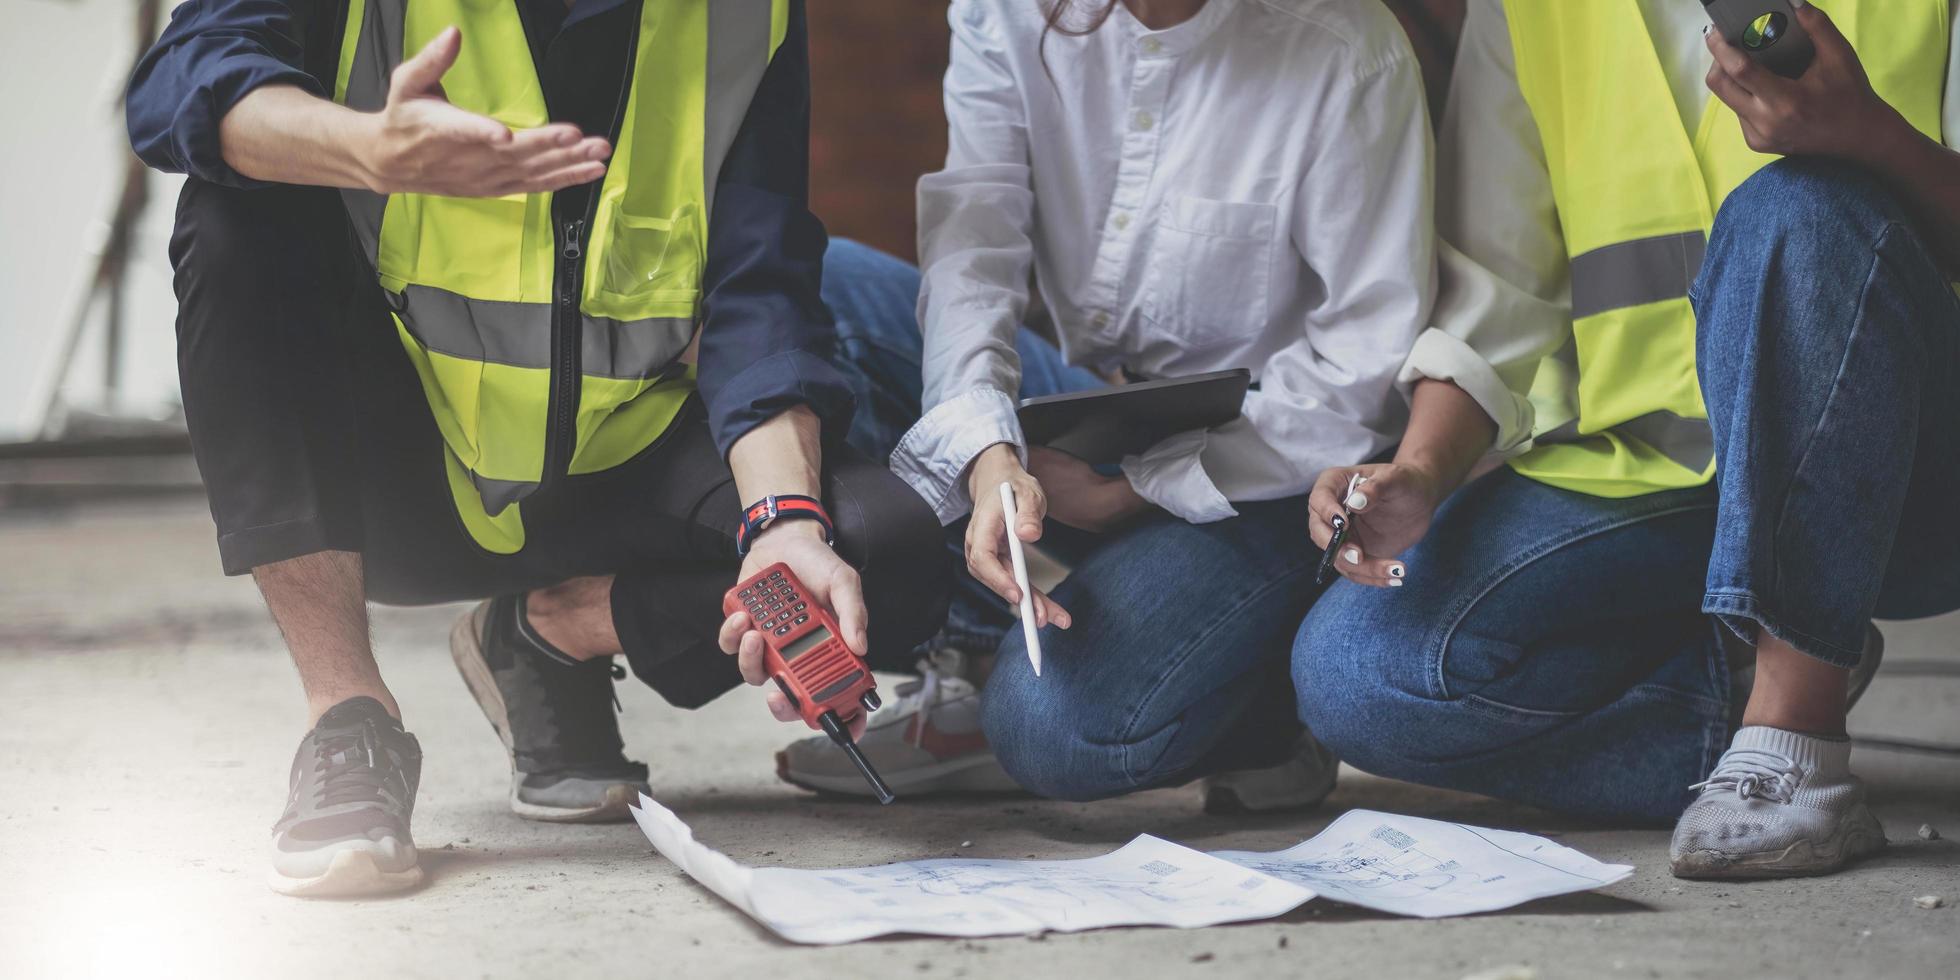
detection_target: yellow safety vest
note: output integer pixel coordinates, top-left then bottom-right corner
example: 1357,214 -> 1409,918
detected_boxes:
1502,0 -> 1949,497
332,0 -> 790,552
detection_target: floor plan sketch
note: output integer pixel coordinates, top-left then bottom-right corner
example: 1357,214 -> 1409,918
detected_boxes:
631,795 -> 1312,944
1212,810 -> 1634,919
631,795 -> 1633,943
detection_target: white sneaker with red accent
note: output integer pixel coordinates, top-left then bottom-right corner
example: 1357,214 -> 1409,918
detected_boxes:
775,649 -> 1019,797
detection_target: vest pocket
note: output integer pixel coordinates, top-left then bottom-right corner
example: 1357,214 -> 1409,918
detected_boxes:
1141,195 -> 1276,351
596,200 -> 703,315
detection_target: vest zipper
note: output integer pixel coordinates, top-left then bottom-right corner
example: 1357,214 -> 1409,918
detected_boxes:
541,216 -> 587,495
539,8 -> 640,497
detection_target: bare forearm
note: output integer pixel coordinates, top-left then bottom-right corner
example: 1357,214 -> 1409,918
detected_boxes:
219,84 -> 380,189
1854,116 -> 1960,275
1393,379 -> 1497,495
728,406 -> 823,503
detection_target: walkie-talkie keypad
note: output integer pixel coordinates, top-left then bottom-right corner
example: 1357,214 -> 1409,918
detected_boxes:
742,574 -> 813,641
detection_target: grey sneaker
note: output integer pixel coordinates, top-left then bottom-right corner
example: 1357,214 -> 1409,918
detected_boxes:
1201,732 -> 1340,814
776,648 -> 1020,797
450,598 -> 649,822
1670,725 -> 1886,879
269,697 -> 423,898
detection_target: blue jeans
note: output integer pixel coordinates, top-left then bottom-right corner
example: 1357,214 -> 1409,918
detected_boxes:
1293,159 -> 1960,825
822,240 -> 1316,800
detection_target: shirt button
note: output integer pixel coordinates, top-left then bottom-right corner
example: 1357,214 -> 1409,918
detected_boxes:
1112,212 -> 1130,230
1132,111 -> 1155,132
1092,312 -> 1111,328
1141,37 -> 1162,55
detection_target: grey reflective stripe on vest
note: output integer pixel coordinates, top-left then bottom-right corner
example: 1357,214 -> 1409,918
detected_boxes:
394,285 -> 689,380
1536,410 -> 1714,473
1569,231 -> 1708,320
336,0 -> 772,384
702,1 -> 777,221
336,0 -> 396,270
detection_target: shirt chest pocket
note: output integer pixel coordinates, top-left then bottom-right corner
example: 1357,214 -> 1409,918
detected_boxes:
1141,195 -> 1277,351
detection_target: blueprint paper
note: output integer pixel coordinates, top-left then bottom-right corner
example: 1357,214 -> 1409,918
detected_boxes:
632,794 -> 1313,943
1211,809 -> 1634,919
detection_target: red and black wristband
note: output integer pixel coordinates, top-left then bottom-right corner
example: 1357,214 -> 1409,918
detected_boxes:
735,494 -> 835,556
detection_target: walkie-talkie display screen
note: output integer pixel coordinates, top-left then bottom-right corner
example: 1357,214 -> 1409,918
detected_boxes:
781,625 -> 833,662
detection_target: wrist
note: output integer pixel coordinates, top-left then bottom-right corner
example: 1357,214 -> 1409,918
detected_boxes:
1388,456 -> 1451,507
751,519 -> 827,547
345,111 -> 392,193
1842,102 -> 1918,172
966,442 -> 1024,491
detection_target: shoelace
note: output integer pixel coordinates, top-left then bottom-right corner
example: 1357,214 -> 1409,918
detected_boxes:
315,718 -> 399,808
889,655 -> 974,749
1688,747 -> 1802,804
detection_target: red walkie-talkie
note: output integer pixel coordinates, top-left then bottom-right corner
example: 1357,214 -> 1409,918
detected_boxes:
723,562 -> 894,804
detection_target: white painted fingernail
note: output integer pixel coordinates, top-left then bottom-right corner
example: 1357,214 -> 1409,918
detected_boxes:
1342,548 -> 1360,565
1389,564 -> 1405,578
1388,578 -> 1404,588
1345,492 -> 1369,510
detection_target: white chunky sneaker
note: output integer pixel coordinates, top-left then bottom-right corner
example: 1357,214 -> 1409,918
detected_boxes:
776,649 -> 1019,797
1670,725 -> 1886,879
1200,732 -> 1340,814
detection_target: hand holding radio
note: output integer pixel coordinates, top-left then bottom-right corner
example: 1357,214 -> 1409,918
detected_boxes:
718,520 -> 870,733
1703,3 -> 1900,162
721,561 -> 895,802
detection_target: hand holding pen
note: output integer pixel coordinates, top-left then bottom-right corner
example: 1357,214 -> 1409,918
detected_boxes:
1309,463 -> 1447,589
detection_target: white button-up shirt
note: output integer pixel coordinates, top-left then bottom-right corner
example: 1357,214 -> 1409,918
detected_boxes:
893,0 -> 1437,524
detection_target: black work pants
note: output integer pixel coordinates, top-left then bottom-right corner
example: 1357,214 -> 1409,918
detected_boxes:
168,179 -> 950,707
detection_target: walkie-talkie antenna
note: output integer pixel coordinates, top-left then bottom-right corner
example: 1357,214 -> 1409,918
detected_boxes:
819,710 -> 895,805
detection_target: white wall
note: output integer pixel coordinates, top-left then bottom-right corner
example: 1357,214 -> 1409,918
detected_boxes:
1,0 -> 185,441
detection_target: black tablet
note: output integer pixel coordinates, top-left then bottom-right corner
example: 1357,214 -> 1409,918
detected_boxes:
1017,369 -> 1251,465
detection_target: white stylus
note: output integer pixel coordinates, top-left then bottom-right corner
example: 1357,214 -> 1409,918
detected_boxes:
998,482 -> 1044,677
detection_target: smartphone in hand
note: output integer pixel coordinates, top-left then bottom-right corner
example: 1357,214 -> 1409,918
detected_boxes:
1703,0 -> 1816,78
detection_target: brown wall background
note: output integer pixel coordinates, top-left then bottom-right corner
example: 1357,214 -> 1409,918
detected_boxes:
807,1 -> 1467,261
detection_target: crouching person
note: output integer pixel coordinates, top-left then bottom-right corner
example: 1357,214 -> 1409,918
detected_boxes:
128,0 -> 949,897
1294,0 -> 1959,878
774,0 -> 1436,809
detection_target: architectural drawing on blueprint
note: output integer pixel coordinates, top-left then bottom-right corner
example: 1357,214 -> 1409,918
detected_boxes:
752,839 -> 1306,939
1214,810 -> 1634,919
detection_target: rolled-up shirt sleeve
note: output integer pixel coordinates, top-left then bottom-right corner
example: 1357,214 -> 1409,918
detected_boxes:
1125,47 -> 1435,524
894,0 -> 1036,523
696,0 -> 856,457
125,0 -> 324,186
1401,0 -> 1574,457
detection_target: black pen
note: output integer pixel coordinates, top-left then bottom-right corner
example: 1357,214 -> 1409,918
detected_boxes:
1315,473 -> 1363,586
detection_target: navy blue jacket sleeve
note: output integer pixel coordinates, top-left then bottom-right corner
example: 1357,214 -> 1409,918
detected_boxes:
695,0 -> 856,458
125,0 -> 331,186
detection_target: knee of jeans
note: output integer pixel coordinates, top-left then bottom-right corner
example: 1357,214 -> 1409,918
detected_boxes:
1707,158 -> 1906,274
980,676 -> 1133,802
1292,591 -> 1469,776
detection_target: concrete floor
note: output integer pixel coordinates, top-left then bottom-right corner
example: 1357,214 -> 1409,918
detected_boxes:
1,497 -> 1955,980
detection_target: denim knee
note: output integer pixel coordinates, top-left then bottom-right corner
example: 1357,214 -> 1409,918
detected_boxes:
980,668 -> 1132,802
1705,159 -> 1909,282
1291,588 -> 1461,780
